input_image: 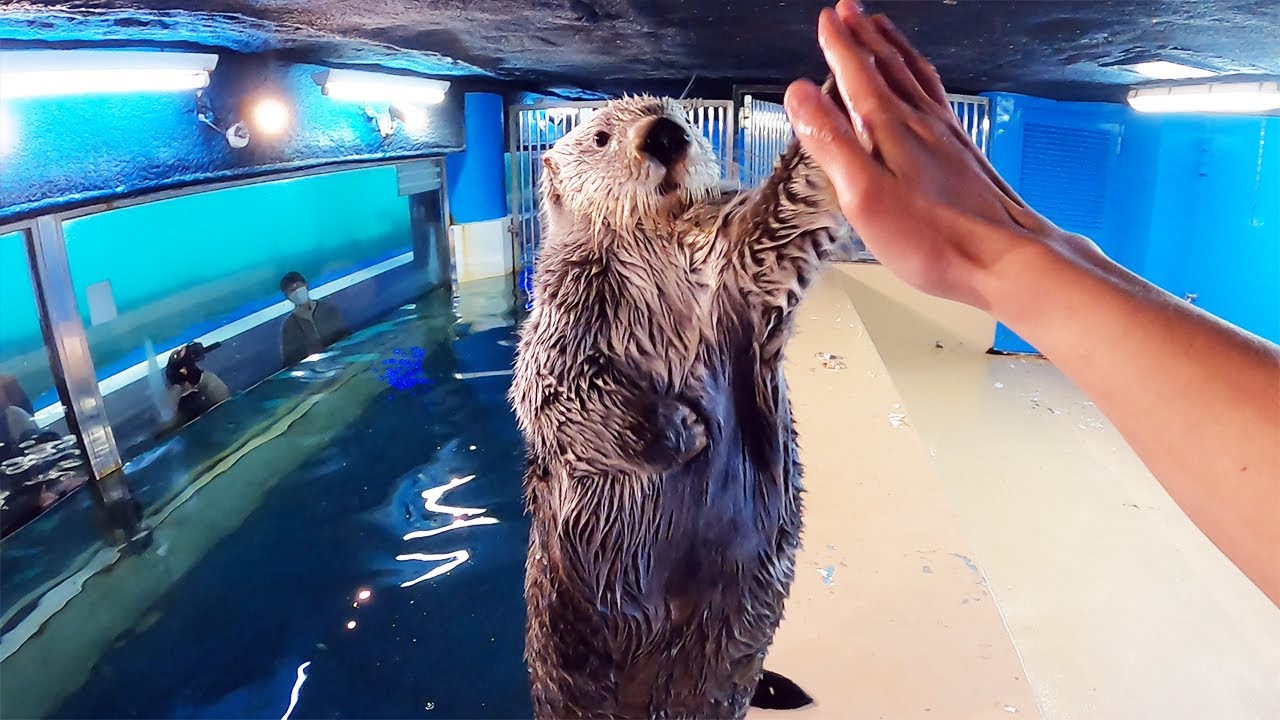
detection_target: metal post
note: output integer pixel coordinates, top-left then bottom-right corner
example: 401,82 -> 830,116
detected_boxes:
26,215 -> 122,479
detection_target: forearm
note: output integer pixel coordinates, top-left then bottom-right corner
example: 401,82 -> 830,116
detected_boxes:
990,237 -> 1280,604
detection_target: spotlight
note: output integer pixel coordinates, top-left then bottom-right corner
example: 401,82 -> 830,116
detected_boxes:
391,103 -> 428,132
250,97 -> 291,136
225,122 -> 251,149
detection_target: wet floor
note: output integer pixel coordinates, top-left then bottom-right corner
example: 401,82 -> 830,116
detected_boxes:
10,279 -> 533,719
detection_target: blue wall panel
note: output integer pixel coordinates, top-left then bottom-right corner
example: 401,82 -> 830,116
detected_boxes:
1185,117 -> 1280,343
984,92 -> 1280,353
0,53 -> 465,222
445,92 -> 509,224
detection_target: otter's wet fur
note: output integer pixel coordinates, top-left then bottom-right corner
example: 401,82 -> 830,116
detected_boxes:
510,91 -> 852,719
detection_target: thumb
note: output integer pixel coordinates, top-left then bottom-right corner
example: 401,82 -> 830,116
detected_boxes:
784,78 -> 885,218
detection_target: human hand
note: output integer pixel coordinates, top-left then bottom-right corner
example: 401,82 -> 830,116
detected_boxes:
785,0 -> 1095,311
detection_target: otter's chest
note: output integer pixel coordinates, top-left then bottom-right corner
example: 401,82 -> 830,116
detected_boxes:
584,254 -> 711,387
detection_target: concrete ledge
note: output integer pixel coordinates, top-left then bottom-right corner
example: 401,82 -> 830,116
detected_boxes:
450,216 -> 514,282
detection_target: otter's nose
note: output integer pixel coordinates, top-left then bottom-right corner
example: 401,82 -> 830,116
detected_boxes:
640,116 -> 689,168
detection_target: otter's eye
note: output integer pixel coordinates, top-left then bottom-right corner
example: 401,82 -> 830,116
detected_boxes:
593,130 -> 611,148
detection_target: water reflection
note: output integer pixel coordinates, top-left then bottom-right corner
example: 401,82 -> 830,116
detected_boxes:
1,433 -> 91,538
397,468 -> 499,587
395,550 -> 472,588
279,661 -> 310,720
421,474 -> 485,516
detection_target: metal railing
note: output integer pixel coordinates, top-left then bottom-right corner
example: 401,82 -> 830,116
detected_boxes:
507,99 -> 736,285
740,93 -> 992,261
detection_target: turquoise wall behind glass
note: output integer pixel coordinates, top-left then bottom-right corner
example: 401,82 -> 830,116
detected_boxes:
0,230 -> 57,408
0,232 -> 40,356
57,165 -> 414,379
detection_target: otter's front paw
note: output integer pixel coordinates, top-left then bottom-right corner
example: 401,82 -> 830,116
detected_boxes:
661,400 -> 708,464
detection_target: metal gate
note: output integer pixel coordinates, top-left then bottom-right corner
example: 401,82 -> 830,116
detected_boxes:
508,99 -> 735,294
508,93 -> 991,280
740,93 -> 992,184
740,93 -> 992,261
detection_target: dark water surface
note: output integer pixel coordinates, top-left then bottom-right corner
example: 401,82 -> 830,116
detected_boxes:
48,283 -> 533,719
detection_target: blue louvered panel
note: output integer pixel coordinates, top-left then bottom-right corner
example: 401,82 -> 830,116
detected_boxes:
1018,122 -> 1116,237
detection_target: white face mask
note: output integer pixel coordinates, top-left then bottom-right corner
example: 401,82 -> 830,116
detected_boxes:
288,287 -> 311,306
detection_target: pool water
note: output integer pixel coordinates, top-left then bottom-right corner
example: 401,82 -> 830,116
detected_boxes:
39,280 -> 534,719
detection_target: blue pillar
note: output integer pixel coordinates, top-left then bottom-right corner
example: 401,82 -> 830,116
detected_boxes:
446,92 -> 508,224
983,92 -> 1040,355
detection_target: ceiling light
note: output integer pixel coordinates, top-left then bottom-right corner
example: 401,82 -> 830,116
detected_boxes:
0,50 -> 218,100
250,97 -> 291,136
1128,81 -> 1280,114
391,103 -> 428,131
1127,60 -> 1217,80
314,68 -> 449,106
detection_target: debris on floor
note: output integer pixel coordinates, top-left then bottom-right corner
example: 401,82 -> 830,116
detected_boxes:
815,352 -> 846,370
888,412 -> 909,429
994,382 -> 1005,389
818,565 -> 836,585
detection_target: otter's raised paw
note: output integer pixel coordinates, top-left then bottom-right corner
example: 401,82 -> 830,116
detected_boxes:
751,670 -> 814,710
660,399 -> 708,464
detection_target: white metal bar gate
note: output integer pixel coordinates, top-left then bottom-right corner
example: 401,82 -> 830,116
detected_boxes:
740,93 -> 992,261
508,99 -> 736,297
508,94 -> 990,280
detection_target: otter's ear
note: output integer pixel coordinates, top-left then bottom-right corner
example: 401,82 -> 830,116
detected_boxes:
540,155 -> 562,207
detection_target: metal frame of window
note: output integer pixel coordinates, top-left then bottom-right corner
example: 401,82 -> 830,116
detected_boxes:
0,156 -> 452,492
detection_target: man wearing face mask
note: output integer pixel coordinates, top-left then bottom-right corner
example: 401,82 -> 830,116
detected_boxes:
279,271 -> 349,367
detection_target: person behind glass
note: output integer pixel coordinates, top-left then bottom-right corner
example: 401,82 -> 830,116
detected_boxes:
0,373 -> 37,458
164,342 -> 230,428
279,271 -> 349,367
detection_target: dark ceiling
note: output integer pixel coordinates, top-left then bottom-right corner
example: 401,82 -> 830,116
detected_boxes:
2,1 -> 1278,102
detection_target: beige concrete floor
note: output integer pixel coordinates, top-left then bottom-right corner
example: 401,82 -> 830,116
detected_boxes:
755,272 -> 1040,720
767,264 -> 1280,719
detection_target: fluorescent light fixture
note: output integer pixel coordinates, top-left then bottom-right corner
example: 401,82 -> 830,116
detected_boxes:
1127,60 -> 1216,80
314,68 -> 449,106
1128,81 -> 1280,114
0,50 -> 218,100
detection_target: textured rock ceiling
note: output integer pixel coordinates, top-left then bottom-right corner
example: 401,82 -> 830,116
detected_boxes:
2,0 -> 1278,102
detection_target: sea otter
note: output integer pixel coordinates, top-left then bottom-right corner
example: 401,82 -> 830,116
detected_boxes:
510,86 -> 852,719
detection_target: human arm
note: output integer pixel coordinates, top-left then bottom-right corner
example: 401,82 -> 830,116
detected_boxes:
786,1 -> 1280,604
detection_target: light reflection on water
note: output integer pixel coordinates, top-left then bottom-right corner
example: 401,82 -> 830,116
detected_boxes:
397,470 -> 500,587
278,661 -> 310,720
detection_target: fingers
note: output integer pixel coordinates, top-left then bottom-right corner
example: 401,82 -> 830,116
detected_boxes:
817,7 -> 904,124
784,78 -> 887,216
869,13 -> 951,111
829,2 -> 1034,215
834,0 -> 936,114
